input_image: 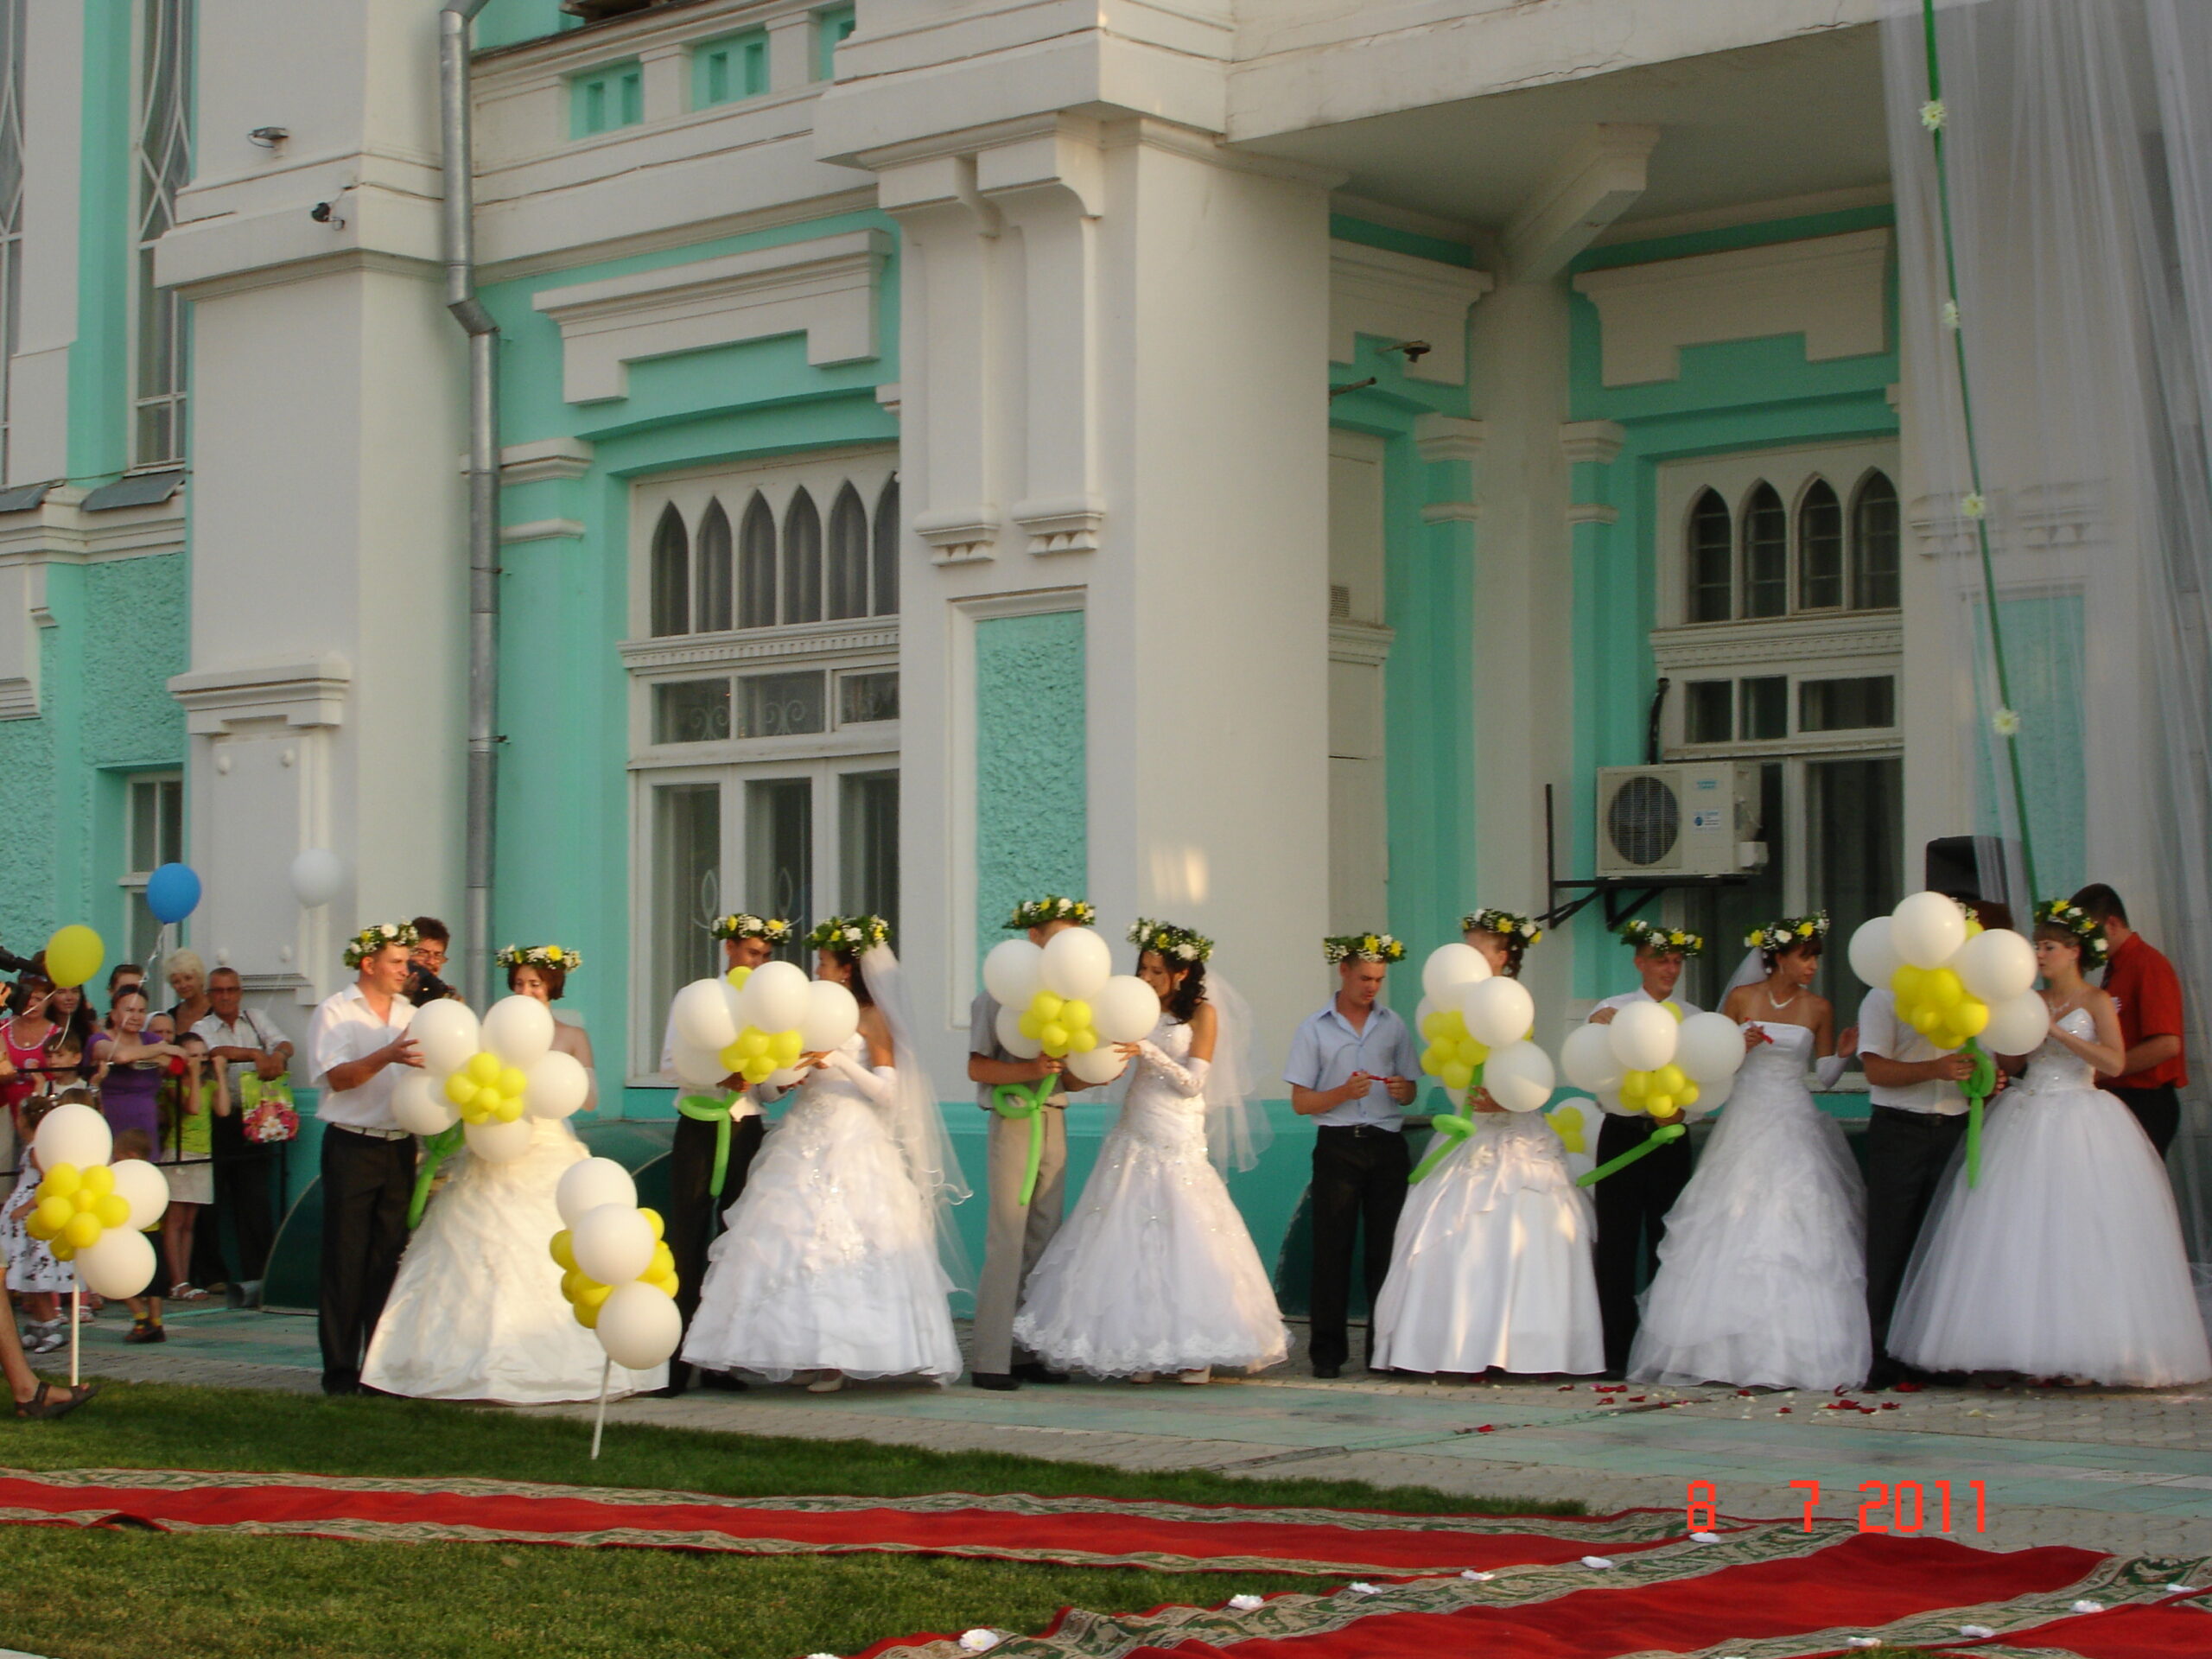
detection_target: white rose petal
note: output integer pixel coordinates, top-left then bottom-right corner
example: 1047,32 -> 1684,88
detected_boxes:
1460,1569 -> 1494,1582
1959,1625 -> 1996,1638
957,1631 -> 1001,1654
2069,1600 -> 2104,1614
1847,1640 -> 1882,1649
1228,1594 -> 1264,1611
1348,1582 -> 1382,1596
1689,1530 -> 1720,1544
1580,1555 -> 1615,1570
2167,1583 -> 2199,1594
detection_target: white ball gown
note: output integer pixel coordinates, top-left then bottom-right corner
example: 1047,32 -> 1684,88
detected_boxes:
1370,1109 -> 1603,1375
680,1033 -> 961,1383
1889,1007 -> 2212,1386
1012,1018 -> 1289,1377
362,1114 -> 667,1403
1630,1021 -> 1870,1389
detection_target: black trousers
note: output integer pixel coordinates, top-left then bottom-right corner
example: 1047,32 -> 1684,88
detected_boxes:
664,1111 -> 766,1392
1308,1127 -> 1411,1370
317,1128 -> 416,1391
1593,1113 -> 1694,1375
191,1114 -> 277,1287
2107,1083 -> 2181,1160
1864,1105 -> 1970,1364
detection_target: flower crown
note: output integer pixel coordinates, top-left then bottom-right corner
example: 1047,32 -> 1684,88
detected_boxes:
1461,907 -> 1543,946
1618,918 -> 1704,957
1007,896 -> 1095,930
710,914 -> 794,944
807,914 -> 892,952
496,944 -> 582,973
1745,912 -> 1829,955
1128,918 -> 1212,963
1323,931 -> 1405,964
2034,898 -> 2109,966
344,921 -> 420,969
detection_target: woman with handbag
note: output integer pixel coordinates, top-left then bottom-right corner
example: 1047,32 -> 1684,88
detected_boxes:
190,968 -> 295,1309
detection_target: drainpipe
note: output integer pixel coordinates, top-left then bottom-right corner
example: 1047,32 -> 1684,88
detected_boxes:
441,0 -> 498,1008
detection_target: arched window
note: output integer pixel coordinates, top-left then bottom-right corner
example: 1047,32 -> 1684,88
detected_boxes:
782,486 -> 822,624
738,492 -> 777,628
1797,480 -> 1844,610
1853,470 -> 1900,609
649,503 -> 689,637
1686,488 -> 1732,622
695,498 -> 733,632
825,482 -> 869,620
1741,482 -> 1787,618
873,476 -> 899,617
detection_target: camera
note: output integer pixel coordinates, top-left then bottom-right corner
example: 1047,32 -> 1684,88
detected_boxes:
0,943 -> 35,977
406,961 -> 457,1007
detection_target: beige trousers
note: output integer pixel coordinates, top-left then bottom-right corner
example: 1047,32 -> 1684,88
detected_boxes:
969,1104 -> 1069,1376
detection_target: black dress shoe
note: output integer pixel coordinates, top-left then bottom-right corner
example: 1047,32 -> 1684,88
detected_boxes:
1866,1359 -> 1904,1391
700,1370 -> 750,1392
1014,1363 -> 1068,1384
971,1371 -> 1020,1391
1312,1362 -> 1342,1380
648,1382 -> 687,1399
321,1371 -> 360,1397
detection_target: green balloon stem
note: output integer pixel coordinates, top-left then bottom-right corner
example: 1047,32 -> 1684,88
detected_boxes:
407,1124 -> 466,1228
1960,1036 -> 1996,1187
991,1077 -> 1056,1205
1576,1120 -> 1686,1188
1409,1113 -> 1475,1184
677,1093 -> 737,1197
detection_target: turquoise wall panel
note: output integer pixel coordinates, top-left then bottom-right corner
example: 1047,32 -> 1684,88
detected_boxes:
473,1 -> 571,53
71,0 -> 133,482
972,611 -> 1086,963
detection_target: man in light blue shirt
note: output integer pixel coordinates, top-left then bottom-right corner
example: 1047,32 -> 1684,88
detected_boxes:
1285,931 -> 1419,1377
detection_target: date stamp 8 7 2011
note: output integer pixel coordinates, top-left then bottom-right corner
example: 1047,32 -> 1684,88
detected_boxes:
1688,1480 -> 1988,1535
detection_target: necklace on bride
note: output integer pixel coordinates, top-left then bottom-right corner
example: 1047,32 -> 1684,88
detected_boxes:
1764,984 -> 1802,1014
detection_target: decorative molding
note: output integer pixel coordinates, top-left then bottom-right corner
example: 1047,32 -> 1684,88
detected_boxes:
1571,229 -> 1892,387
617,620 -> 899,673
531,227 -> 890,403
499,518 -> 588,544
874,381 -> 902,418
0,558 -> 48,720
1559,420 -> 1626,467
1504,124 -> 1658,283
1413,414 -> 1486,464
1329,240 -> 1493,385
1420,501 -> 1481,525
1012,497 -> 1104,556
1328,618 -> 1395,667
1648,613 -> 1901,674
0,488 -> 188,564
496,436 -> 595,485
1566,503 -> 1619,527
168,655 -> 352,734
914,504 -> 1000,566
1908,482 -> 2108,560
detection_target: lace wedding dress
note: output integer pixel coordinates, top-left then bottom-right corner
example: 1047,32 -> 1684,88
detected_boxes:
1890,1007 -> 2211,1386
1013,1018 -> 1288,1376
681,1033 -> 961,1383
1630,1021 -> 1870,1389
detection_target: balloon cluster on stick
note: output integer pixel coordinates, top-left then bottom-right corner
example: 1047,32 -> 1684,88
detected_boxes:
668,962 -> 859,1091
1408,945 -> 1559,1181
22,1103 -> 168,1382
1558,1000 -> 1747,1187
552,1160 -> 683,1456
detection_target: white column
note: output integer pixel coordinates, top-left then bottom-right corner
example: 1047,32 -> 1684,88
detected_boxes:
10,0 -> 82,487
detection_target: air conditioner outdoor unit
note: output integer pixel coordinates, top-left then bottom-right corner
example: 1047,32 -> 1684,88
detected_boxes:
1594,762 -> 1763,878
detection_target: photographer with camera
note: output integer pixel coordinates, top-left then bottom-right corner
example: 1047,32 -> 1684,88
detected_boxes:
405,917 -> 463,1007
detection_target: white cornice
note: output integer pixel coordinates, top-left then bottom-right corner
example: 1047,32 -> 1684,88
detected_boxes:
617,620 -> 899,672
1329,240 -> 1493,385
1559,420 -> 1626,467
168,656 -> 353,734
494,437 -> 598,486
1413,414 -> 1485,465
0,489 -> 188,563
1328,618 -> 1395,667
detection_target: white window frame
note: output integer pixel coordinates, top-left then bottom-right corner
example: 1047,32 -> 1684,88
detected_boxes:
119,769 -> 184,964
130,0 -> 194,470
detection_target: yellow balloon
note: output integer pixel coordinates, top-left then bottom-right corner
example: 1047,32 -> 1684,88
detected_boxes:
495,1096 -> 524,1122
94,1194 -> 131,1230
727,965 -> 753,988
1068,1028 -> 1097,1054
80,1165 -> 114,1198
1954,1000 -> 1990,1037
1653,1065 -> 1688,1096
1891,963 -> 1926,1001
575,1300 -> 601,1330
649,1242 -> 675,1275
39,1164 -> 81,1202
770,1030 -> 804,1065
743,1058 -> 775,1084
30,1199 -> 68,1237
1619,1071 -> 1649,1104
575,1280 -> 613,1311
1925,969 -> 1964,1010
1018,1011 -> 1045,1040
1440,1060 -> 1474,1092
63,1211 -> 102,1249
44,925 -> 105,991
1910,1004 -> 1942,1036
560,1268 -> 588,1303
51,1239 -> 75,1262
1039,1022 -> 1070,1052
1058,1000 -> 1091,1033
1437,1011 -> 1470,1043
550,1229 -> 576,1270
1645,1092 -> 1675,1115
1663,1001 -> 1685,1023
1678,1082 -> 1700,1107
737,1029 -> 769,1060
467,1051 -> 503,1085
639,1209 -> 665,1242
498,1065 -> 529,1097
445,1073 -> 479,1107
1421,1045 -> 1449,1076
1420,1011 -> 1450,1043
646,1270 -> 679,1297
1031,992 -> 1065,1023
718,1041 -> 747,1072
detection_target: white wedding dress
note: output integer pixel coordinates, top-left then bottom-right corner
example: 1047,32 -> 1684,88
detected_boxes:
1013,1018 -> 1289,1376
1370,1109 -> 1603,1375
1890,1007 -> 2212,1386
1630,1021 -> 1870,1389
681,1033 -> 961,1383
362,1116 -> 666,1403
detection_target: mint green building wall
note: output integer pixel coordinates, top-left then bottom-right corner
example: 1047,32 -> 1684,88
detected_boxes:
70,0 -> 135,485
973,612 -> 1086,958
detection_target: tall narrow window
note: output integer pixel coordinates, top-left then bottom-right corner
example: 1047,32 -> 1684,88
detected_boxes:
652,782 -> 721,1040
124,772 -> 184,965
1741,482 -> 1787,618
694,498 -> 733,632
747,778 -> 813,952
872,476 -> 899,617
738,492 -> 777,627
134,0 -> 194,467
649,504 -> 689,637
840,770 -> 899,934
1853,471 -> 1901,609
0,0 -> 23,480
1687,489 -> 1732,622
1797,480 -> 1844,609
782,486 -> 823,624
825,483 -> 868,620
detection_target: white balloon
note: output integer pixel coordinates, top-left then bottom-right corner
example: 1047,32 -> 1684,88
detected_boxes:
1983,988 -> 2052,1055
1847,916 -> 1903,992
995,1005 -> 1043,1059
1421,943 -> 1492,1001
1065,1045 -> 1126,1087
1691,1071 -> 1735,1112
556,1157 -> 637,1228
463,1116 -> 534,1164
391,1070 -> 460,1135
1956,927 -> 2038,1004
742,960 -> 811,1033
35,1103 -> 111,1172
288,848 -> 346,908
672,1041 -> 730,1091
1457,976 -> 1535,1049
766,1065 -> 807,1089
525,1050 -> 591,1120
1039,927 -> 1112,1000
1560,1023 -> 1624,1094
982,939 -> 1044,1008
109,1159 -> 169,1231
1091,976 -> 1162,1045
672,977 -> 740,1052
410,999 -> 482,1077
75,1225 -> 157,1298
573,1201 -> 656,1285
1891,891 -> 1969,971
482,994 -> 556,1067
799,980 -> 861,1052
1675,1011 -> 1750,1083
596,1281 -> 683,1370
1607,1001 -> 1679,1071
1484,1040 -> 1557,1112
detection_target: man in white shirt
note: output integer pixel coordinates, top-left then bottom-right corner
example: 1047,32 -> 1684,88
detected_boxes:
1583,919 -> 1706,1376
306,923 -> 422,1396
194,968 -> 295,1309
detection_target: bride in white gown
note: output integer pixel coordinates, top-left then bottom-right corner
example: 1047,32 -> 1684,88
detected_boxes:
680,918 -> 968,1390
1013,920 -> 1287,1383
1630,914 -> 1869,1390
1890,904 -> 2211,1387
364,948 -> 667,1403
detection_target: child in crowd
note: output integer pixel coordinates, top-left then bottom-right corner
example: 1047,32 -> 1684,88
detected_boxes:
2,1095 -> 75,1353
110,1127 -> 166,1343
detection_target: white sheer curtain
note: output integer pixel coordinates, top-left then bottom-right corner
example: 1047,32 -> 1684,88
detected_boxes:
1883,0 -> 2212,1251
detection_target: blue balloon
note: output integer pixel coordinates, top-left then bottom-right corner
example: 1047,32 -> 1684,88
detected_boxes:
145,861 -> 202,925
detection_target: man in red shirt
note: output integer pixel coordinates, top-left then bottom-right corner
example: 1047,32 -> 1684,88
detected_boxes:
2070,884 -> 2186,1157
